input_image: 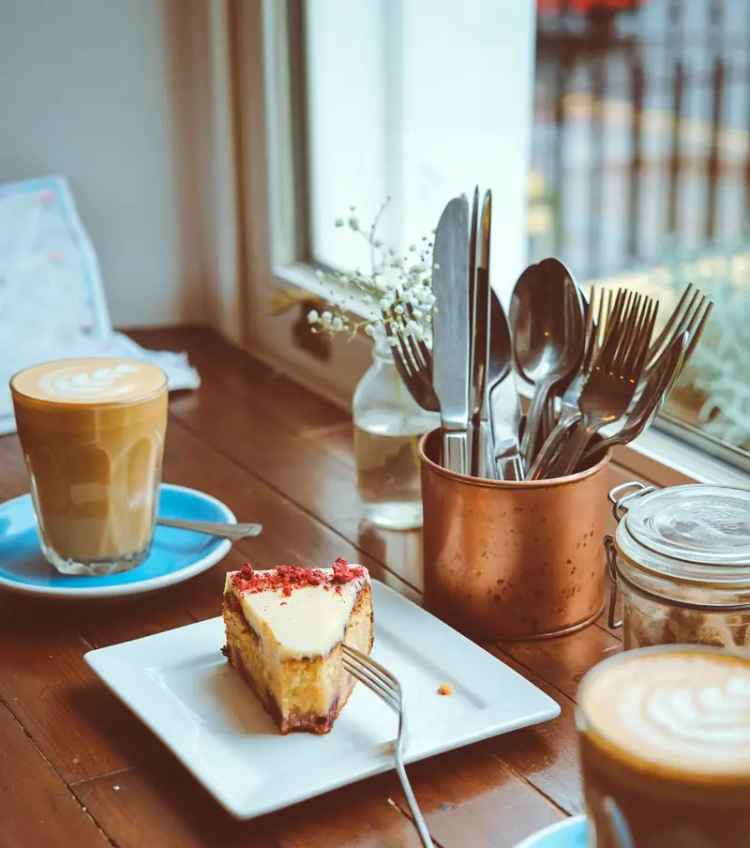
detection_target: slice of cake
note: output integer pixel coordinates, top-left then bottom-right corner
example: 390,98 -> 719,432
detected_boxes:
222,558 -> 373,734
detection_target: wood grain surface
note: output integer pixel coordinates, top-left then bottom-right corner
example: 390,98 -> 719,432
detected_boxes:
0,327 -> 648,847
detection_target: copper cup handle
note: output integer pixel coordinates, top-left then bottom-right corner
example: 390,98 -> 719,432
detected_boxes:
604,534 -> 623,629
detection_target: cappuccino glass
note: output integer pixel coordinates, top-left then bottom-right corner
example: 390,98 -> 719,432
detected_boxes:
576,645 -> 750,847
11,358 -> 168,576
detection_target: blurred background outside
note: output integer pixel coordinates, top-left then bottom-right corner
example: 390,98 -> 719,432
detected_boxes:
530,0 -> 750,458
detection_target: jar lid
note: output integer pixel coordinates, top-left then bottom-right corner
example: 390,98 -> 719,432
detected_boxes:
618,484 -> 750,586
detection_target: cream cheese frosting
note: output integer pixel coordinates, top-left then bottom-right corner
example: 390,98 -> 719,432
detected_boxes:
226,562 -> 370,660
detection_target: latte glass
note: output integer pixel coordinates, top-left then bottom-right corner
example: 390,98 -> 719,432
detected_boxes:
11,357 -> 168,576
576,645 -> 750,847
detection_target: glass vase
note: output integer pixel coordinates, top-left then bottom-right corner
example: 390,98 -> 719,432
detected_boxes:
353,336 -> 439,530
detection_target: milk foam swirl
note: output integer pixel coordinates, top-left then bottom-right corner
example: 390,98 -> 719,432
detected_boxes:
12,358 -> 166,404
38,363 -> 142,399
641,675 -> 750,748
584,651 -> 750,776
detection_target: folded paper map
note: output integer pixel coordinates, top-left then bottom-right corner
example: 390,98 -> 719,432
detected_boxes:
0,175 -> 200,434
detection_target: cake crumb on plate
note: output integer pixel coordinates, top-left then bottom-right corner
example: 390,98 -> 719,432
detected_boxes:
437,683 -> 453,696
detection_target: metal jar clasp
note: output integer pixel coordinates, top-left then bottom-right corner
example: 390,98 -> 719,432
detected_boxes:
604,534 -> 622,629
607,481 -> 658,523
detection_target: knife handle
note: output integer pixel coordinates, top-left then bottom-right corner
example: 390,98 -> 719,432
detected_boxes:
442,430 -> 468,475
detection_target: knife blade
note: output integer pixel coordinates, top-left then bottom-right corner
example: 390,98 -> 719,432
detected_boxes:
471,190 -> 493,476
431,196 -> 470,474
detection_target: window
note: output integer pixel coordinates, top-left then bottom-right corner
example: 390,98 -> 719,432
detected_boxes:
237,0 -> 535,404
530,0 -> 750,470
237,0 -> 750,482
304,0 -> 534,285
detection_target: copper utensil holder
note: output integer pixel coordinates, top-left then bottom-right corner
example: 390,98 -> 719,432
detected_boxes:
420,429 -> 610,641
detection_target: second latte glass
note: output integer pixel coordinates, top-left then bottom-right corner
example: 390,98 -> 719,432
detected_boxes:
576,644 -> 750,847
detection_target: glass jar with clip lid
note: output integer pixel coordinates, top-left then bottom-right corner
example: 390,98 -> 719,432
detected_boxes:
605,481 -> 750,650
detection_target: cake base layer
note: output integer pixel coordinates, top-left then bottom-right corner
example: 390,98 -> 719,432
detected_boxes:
223,577 -> 373,734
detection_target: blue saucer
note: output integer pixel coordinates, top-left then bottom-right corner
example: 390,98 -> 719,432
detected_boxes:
515,816 -> 587,848
0,484 -> 235,598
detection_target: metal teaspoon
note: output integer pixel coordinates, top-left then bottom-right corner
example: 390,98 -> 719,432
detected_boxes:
509,258 -> 586,464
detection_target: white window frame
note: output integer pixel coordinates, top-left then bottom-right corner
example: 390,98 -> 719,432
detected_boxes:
232,0 -> 750,491
234,0 -> 372,408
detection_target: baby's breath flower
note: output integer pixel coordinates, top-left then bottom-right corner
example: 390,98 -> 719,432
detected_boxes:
305,198 -> 434,345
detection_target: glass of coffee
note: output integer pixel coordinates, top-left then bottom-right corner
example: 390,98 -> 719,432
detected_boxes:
576,645 -> 750,847
11,357 -> 168,576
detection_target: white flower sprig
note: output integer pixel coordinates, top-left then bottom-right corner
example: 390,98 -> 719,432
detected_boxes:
307,199 -> 435,345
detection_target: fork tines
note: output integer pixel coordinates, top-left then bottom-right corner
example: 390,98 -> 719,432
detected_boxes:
382,304 -> 440,412
592,289 -> 657,380
342,644 -> 402,715
646,283 -> 712,369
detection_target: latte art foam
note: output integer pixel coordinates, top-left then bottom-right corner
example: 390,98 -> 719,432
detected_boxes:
645,675 -> 750,747
582,650 -> 750,779
39,363 -> 140,399
12,357 -> 166,404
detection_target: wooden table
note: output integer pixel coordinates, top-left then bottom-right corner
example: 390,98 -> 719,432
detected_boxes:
0,327 -> 641,848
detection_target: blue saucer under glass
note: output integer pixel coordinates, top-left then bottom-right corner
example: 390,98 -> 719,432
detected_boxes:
515,816 -> 587,848
0,483 -> 235,598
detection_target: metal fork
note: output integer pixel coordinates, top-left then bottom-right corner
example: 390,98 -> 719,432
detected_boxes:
532,286 -> 615,477
581,329 -> 688,465
645,283 -> 713,371
557,284 -> 607,422
342,645 -> 433,847
529,291 -> 657,479
555,291 -> 657,477
383,306 -> 439,413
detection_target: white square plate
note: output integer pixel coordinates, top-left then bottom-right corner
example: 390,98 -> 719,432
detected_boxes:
85,580 -> 560,818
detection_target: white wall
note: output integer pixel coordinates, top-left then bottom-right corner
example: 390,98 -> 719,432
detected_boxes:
0,0 -> 212,327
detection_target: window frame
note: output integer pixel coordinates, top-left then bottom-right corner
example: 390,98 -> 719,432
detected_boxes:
234,0 -> 372,404
233,0 -> 750,489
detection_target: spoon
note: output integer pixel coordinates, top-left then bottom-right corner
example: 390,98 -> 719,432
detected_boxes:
485,291 -> 525,479
156,517 -> 263,541
510,258 -> 586,464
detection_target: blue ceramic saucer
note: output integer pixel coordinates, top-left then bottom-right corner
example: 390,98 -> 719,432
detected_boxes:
515,816 -> 588,848
0,484 -> 235,599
